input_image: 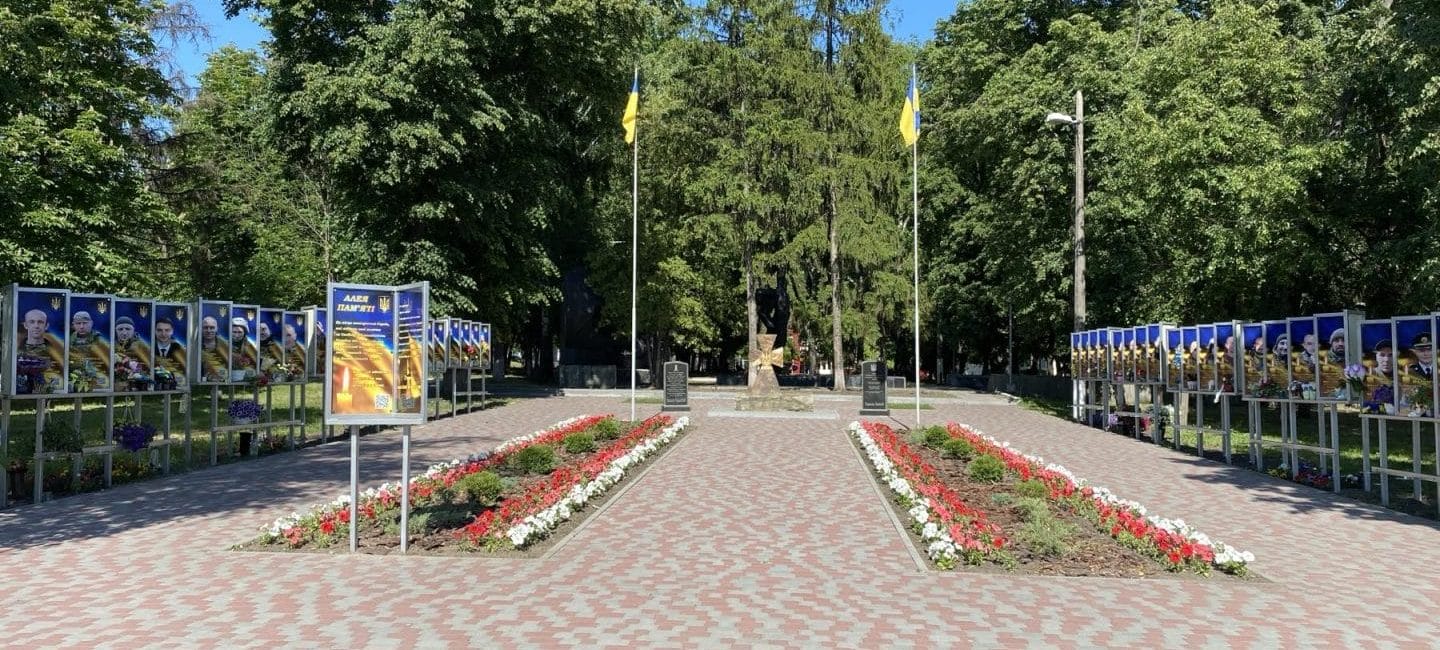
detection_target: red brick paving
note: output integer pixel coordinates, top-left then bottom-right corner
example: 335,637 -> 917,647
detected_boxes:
0,393 -> 1437,646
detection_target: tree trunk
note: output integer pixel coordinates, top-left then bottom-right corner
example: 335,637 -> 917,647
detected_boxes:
745,237 -> 758,385
828,184 -> 845,392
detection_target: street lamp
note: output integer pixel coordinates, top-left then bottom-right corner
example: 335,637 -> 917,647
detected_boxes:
1046,90 -> 1085,333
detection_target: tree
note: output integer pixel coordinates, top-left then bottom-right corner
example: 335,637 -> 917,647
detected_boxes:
0,0 -> 182,291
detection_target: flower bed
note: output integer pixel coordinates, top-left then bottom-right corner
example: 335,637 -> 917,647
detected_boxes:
851,420 -> 1253,576
251,414 -> 688,552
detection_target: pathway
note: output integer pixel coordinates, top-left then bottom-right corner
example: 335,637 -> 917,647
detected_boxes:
0,393 -> 1437,646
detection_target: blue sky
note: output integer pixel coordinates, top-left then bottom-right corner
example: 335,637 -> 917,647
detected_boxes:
173,1 -> 954,87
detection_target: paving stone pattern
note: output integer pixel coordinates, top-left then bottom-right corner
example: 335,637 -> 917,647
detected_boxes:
1,394 -> 1438,647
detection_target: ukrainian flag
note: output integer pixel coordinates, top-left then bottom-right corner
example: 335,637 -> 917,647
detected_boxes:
622,70 -> 639,144
899,65 -> 920,146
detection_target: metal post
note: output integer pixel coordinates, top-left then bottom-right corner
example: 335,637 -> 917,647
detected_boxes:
1380,418 -> 1391,505
104,395 -> 114,488
450,370 -> 457,420
1,397 -> 8,508
184,389 -> 193,470
1330,405 -> 1341,494
400,425 -> 411,554
1251,401 -> 1263,470
34,398 -> 46,504
1413,420 -> 1422,498
349,425 -> 359,553
288,384 -> 296,450
1072,89 -> 1086,332
162,393 -> 172,476
1288,403 -> 1299,480
1196,397 -> 1205,456
1361,417 -> 1372,492
1221,399 -> 1232,465
210,386 -> 219,466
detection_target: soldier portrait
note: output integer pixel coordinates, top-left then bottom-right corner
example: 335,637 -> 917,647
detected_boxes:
67,294 -> 113,392
1216,323 -> 1236,393
257,310 -> 285,374
1181,327 -> 1198,389
1359,320 -> 1393,407
1394,317 -> 1433,415
113,299 -> 154,393
1266,321 -> 1289,387
197,301 -> 232,384
1241,323 -> 1265,395
1197,325 -> 1216,391
283,312 -> 308,376
1316,314 -> 1346,399
448,319 -> 464,369
230,314 -> 259,382
12,289 -> 67,395
481,322 -> 493,370
307,307 -> 328,379
1288,318 -> 1317,388
431,320 -> 449,377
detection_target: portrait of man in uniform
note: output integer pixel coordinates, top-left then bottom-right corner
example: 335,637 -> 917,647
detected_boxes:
114,316 -> 151,368
199,315 -> 230,383
1318,326 -> 1346,398
68,306 -> 111,392
281,323 -> 306,375
1407,333 -> 1434,380
258,320 -> 284,369
16,304 -> 65,394
231,317 -> 258,382
1267,330 -> 1290,386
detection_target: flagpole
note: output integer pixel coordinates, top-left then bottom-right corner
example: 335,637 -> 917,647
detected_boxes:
911,64 -> 921,426
630,69 -> 639,423
912,139 -> 920,426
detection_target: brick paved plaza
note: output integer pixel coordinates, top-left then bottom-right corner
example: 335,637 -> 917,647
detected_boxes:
2,392 -> 1438,646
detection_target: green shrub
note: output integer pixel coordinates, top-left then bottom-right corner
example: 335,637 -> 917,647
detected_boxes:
1015,479 -> 1048,500
593,418 -> 622,440
453,470 -> 504,506
508,445 -> 556,474
989,493 -> 1014,507
1014,497 -> 1050,522
563,433 -> 597,454
940,437 -> 974,460
921,426 -> 951,448
1018,512 -> 1074,557
967,454 -> 1005,483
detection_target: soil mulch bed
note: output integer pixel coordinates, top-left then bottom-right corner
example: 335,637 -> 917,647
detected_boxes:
855,434 -> 1237,580
237,419 -> 689,557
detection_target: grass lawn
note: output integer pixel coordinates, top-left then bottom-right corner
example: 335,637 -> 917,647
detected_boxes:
1020,394 -> 1440,517
887,401 -> 935,410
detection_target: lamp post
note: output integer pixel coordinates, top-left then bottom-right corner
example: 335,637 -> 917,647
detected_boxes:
1046,89 -> 1085,333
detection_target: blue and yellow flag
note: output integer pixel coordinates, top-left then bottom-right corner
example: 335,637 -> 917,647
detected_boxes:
622,70 -> 639,145
899,65 -> 920,146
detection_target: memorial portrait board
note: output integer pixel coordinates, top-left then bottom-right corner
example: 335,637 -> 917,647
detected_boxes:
480,322 -> 492,370
1315,313 -> 1347,401
304,306 -> 328,379
113,298 -> 154,392
282,311 -> 308,379
1070,332 -> 1080,379
1215,322 -> 1237,394
1287,316 -> 1318,396
152,302 -> 189,390
448,319 -> 465,369
1135,327 -> 1150,383
10,287 -> 68,395
427,320 -> 446,378
1166,327 -> 1183,390
257,308 -> 287,380
1147,324 -> 1164,385
66,293 -> 113,393
1394,315 -> 1433,417
1181,326 -> 1198,390
395,285 -> 427,416
229,305 -> 260,384
1359,319 -> 1395,411
1241,323 -> 1266,397
1197,324 -> 1217,392
196,300 -> 232,385
1265,320 -> 1290,391
1119,328 -> 1135,382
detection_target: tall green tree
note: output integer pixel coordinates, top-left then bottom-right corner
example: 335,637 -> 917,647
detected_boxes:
0,0 -> 182,291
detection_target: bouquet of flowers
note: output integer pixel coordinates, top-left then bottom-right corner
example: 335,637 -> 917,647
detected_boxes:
17,356 -> 56,394
69,361 -> 102,393
116,357 -> 154,390
1254,376 -> 1286,399
1343,364 -> 1367,401
1406,379 -> 1433,417
262,359 -> 302,383
153,367 -> 177,391
115,421 -> 158,452
227,399 -> 263,423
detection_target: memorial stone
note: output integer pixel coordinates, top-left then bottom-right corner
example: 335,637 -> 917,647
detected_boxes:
860,360 -> 889,416
663,361 -> 689,412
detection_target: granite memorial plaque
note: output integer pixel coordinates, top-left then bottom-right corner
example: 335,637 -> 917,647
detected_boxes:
663,361 -> 689,412
860,360 -> 889,416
